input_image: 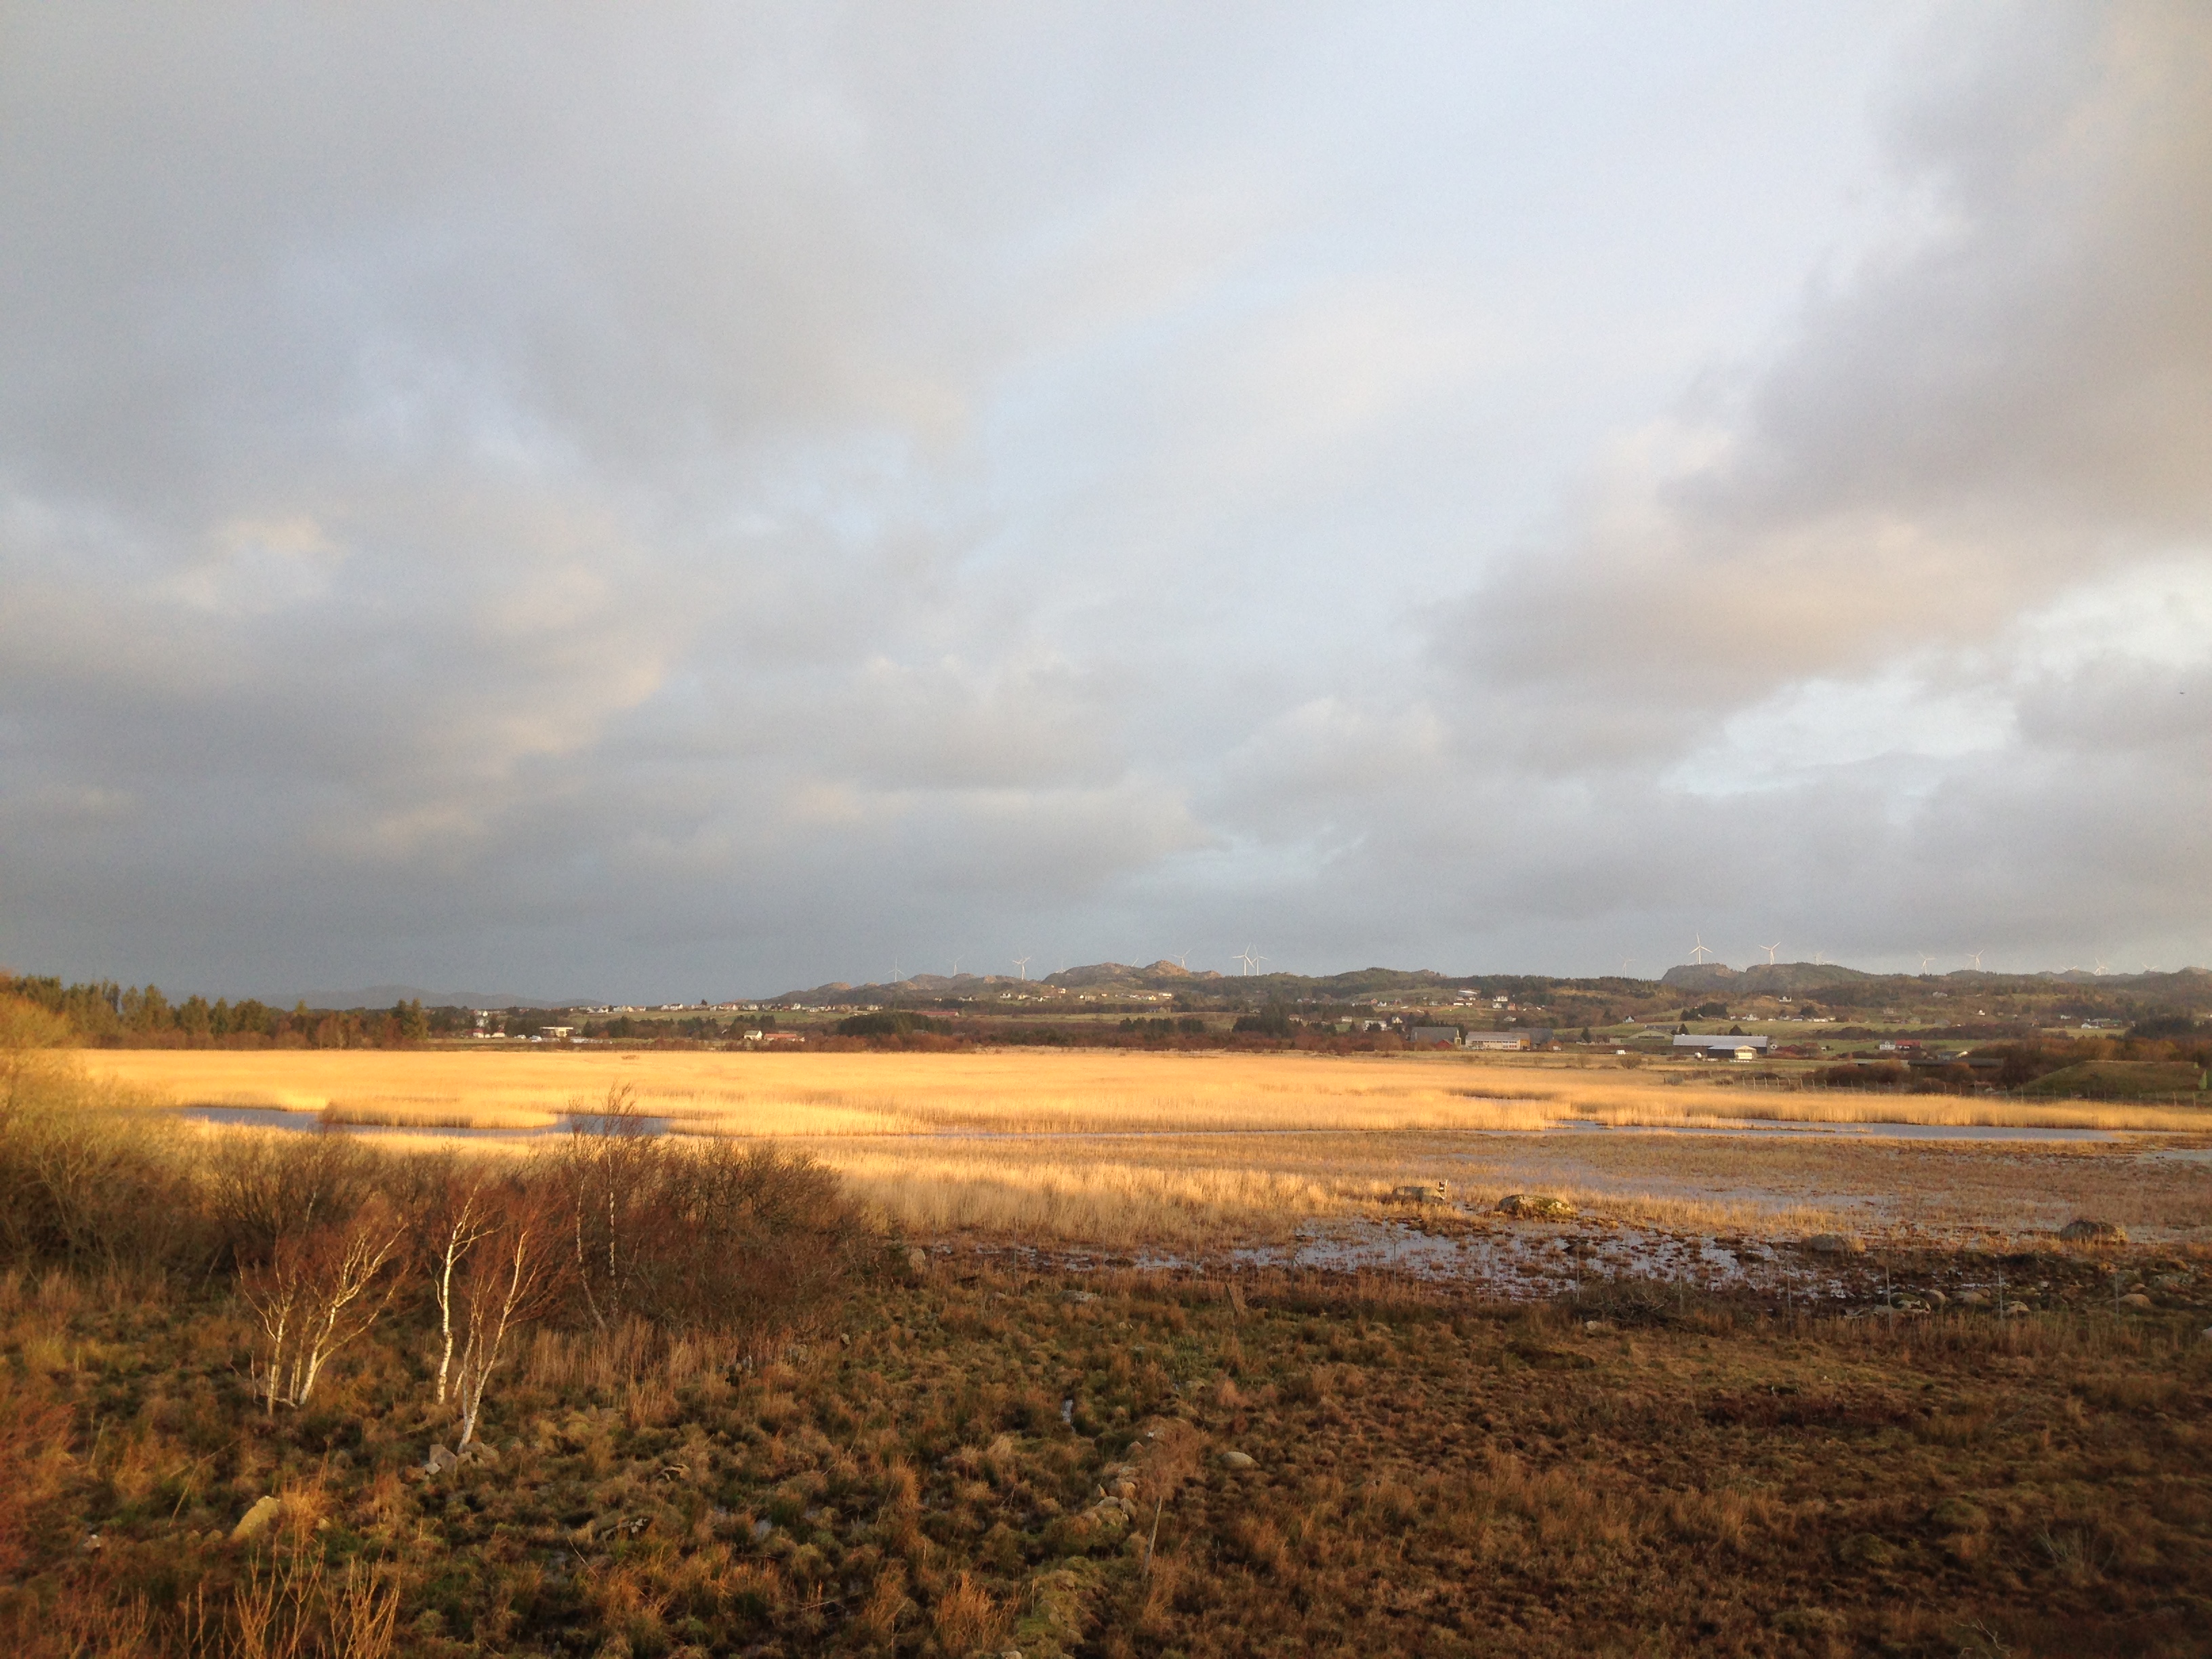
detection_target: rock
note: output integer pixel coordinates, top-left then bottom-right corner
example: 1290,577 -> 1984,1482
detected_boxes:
230,1495 -> 283,1543
2156,1273 -> 2193,1290
2058,1218 -> 2127,1244
1496,1193 -> 1578,1221
751,1518 -> 775,1542
456,1440 -> 494,1465
425,1443 -> 459,1475
1803,1233 -> 1865,1255
1061,1398 -> 1076,1426
1955,1288 -> 1986,1306
1217,1450 -> 1256,1470
907,1246 -> 931,1274
1581,1319 -> 1616,1334
1920,1288 -> 1948,1309
2120,1292 -> 2154,1311
2002,1302 -> 2031,1317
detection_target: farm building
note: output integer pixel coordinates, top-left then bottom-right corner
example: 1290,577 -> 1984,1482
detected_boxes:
1673,1033 -> 1771,1059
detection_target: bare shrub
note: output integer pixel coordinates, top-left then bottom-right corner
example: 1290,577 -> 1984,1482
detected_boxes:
242,1195 -> 407,1411
208,1131 -> 379,1268
0,1029 -> 199,1271
554,1097 -> 876,1361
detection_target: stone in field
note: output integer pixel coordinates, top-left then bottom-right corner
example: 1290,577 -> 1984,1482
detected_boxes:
1955,1289 -> 1986,1305
2120,1292 -> 2154,1310
1496,1193 -> 1577,1220
1217,1450 -> 1256,1470
230,1495 -> 283,1542
1803,1233 -> 1864,1255
2059,1218 -> 2127,1244
426,1443 -> 459,1474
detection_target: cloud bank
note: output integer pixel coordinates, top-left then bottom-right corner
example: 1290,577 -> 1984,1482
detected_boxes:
1,3 -> 2205,997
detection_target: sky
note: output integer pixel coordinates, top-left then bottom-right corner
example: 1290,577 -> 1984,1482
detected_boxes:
2,2 -> 2208,1001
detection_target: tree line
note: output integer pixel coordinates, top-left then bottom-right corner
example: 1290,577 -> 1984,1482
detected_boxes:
0,973 -> 465,1048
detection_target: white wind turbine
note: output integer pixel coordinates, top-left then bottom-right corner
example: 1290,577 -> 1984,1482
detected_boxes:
1760,941 -> 1782,964
1012,956 -> 1030,980
1966,949 -> 1985,970
1687,934 -> 1715,964
1917,951 -> 1936,973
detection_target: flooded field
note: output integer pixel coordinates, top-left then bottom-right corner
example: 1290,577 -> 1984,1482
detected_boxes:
98,1048 -> 2212,1293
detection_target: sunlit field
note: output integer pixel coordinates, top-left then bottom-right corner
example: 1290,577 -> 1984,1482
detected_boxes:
81,1049 -> 2212,1252
79,1046 -> 2212,1134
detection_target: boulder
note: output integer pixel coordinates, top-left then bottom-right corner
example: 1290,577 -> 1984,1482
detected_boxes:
2120,1292 -> 2154,1311
1803,1233 -> 1865,1256
2058,1219 -> 2127,1244
1216,1450 -> 1256,1470
230,1495 -> 283,1543
1496,1193 -> 1577,1221
1955,1288 -> 1986,1306
1920,1288 -> 1948,1309
425,1443 -> 459,1475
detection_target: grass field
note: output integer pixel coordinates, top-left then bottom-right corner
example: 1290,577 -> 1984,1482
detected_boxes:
78,1050 -> 2212,1255
10,1048 -> 2212,1655
7,1258 -> 2211,1658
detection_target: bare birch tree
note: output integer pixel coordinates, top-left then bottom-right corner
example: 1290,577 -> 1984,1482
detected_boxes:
242,1195 -> 406,1412
451,1187 -> 567,1448
422,1172 -> 498,1406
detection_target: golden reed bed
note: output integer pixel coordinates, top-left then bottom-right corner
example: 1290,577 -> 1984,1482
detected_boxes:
76,1046 -> 2207,1135
71,1048 -> 2212,1251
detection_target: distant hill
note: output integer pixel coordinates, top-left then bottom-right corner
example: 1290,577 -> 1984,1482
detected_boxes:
1659,962 -> 1875,994
290,985 -> 567,1010
767,956 -> 2211,1011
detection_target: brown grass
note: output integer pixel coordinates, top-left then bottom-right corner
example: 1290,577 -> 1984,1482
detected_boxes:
74,1049 -> 2212,1252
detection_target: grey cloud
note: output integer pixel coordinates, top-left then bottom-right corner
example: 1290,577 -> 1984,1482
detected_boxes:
1,2 -> 2200,995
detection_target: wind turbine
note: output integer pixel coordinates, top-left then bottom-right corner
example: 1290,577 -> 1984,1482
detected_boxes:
2093,958 -> 2110,975
1917,951 -> 1936,973
1760,941 -> 1782,965
1172,949 -> 1191,968
1687,934 -> 1715,964
1012,956 -> 1030,980
1965,949 -> 1985,970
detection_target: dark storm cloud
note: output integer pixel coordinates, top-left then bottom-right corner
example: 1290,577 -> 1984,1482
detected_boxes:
0,2 -> 2203,995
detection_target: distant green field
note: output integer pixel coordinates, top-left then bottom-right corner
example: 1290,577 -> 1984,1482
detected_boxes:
2022,1059 -> 2207,1097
